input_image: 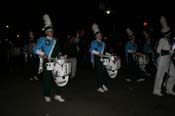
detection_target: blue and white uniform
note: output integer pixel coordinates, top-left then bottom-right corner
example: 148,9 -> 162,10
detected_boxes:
89,39 -> 105,63
89,39 -> 109,92
125,41 -> 137,64
33,36 -> 63,101
33,36 -> 57,58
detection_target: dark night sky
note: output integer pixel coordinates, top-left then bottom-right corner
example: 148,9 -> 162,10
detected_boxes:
1,0 -> 99,32
1,0 -> 175,35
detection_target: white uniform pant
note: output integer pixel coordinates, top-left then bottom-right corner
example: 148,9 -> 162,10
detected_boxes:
153,55 -> 175,93
166,62 -> 175,92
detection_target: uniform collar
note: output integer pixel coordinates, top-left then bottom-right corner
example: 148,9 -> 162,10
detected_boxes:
46,36 -> 53,40
96,39 -> 102,42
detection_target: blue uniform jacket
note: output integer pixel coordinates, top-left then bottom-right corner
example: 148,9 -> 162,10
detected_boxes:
125,41 -> 137,63
33,37 -> 56,58
89,39 -> 105,63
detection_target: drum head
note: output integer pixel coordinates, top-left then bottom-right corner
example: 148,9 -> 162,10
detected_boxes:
54,75 -> 69,87
108,70 -> 118,79
106,61 -> 118,79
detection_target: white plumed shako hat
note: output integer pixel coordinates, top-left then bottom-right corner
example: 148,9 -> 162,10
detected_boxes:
43,14 -> 53,32
160,16 -> 170,34
126,27 -> 134,39
92,23 -> 101,36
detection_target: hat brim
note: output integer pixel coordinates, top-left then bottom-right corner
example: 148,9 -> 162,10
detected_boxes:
44,26 -> 53,32
94,31 -> 101,36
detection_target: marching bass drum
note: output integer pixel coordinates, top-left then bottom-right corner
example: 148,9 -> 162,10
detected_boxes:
136,55 -> 149,71
100,54 -> 119,79
52,58 -> 71,87
100,56 -> 110,66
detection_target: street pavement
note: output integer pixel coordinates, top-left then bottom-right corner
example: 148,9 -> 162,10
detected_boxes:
0,63 -> 175,116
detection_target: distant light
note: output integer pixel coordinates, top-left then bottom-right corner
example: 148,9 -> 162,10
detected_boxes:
17,34 -> 20,38
143,22 -> 147,27
106,10 -> 111,15
6,25 -> 9,28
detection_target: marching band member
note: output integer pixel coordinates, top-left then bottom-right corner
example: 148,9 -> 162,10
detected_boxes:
143,30 -> 153,62
33,14 -> 67,102
89,23 -> 109,93
153,16 -> 175,96
125,27 -> 145,82
143,30 -> 154,76
24,31 -> 39,81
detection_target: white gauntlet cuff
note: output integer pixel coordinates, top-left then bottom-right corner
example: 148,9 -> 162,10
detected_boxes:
36,50 -> 45,56
92,50 -> 100,55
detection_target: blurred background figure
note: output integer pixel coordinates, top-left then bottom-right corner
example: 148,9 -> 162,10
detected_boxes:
23,31 -> 39,80
63,33 -> 79,79
124,27 -> 145,82
143,30 -> 156,77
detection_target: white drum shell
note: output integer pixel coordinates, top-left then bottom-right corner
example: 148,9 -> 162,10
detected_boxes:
116,57 -> 121,69
52,61 -> 71,87
56,59 -> 65,65
135,55 -> 149,71
137,55 -> 148,65
46,62 -> 54,71
101,58 -> 110,66
100,55 -> 121,79
38,57 -> 44,74
52,62 -> 71,77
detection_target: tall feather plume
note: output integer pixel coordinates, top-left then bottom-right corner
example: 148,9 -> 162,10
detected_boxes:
126,27 -> 133,37
43,14 -> 52,28
160,16 -> 170,33
92,23 -> 100,34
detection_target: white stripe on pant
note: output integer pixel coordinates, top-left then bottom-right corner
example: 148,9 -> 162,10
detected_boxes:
67,58 -> 77,78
